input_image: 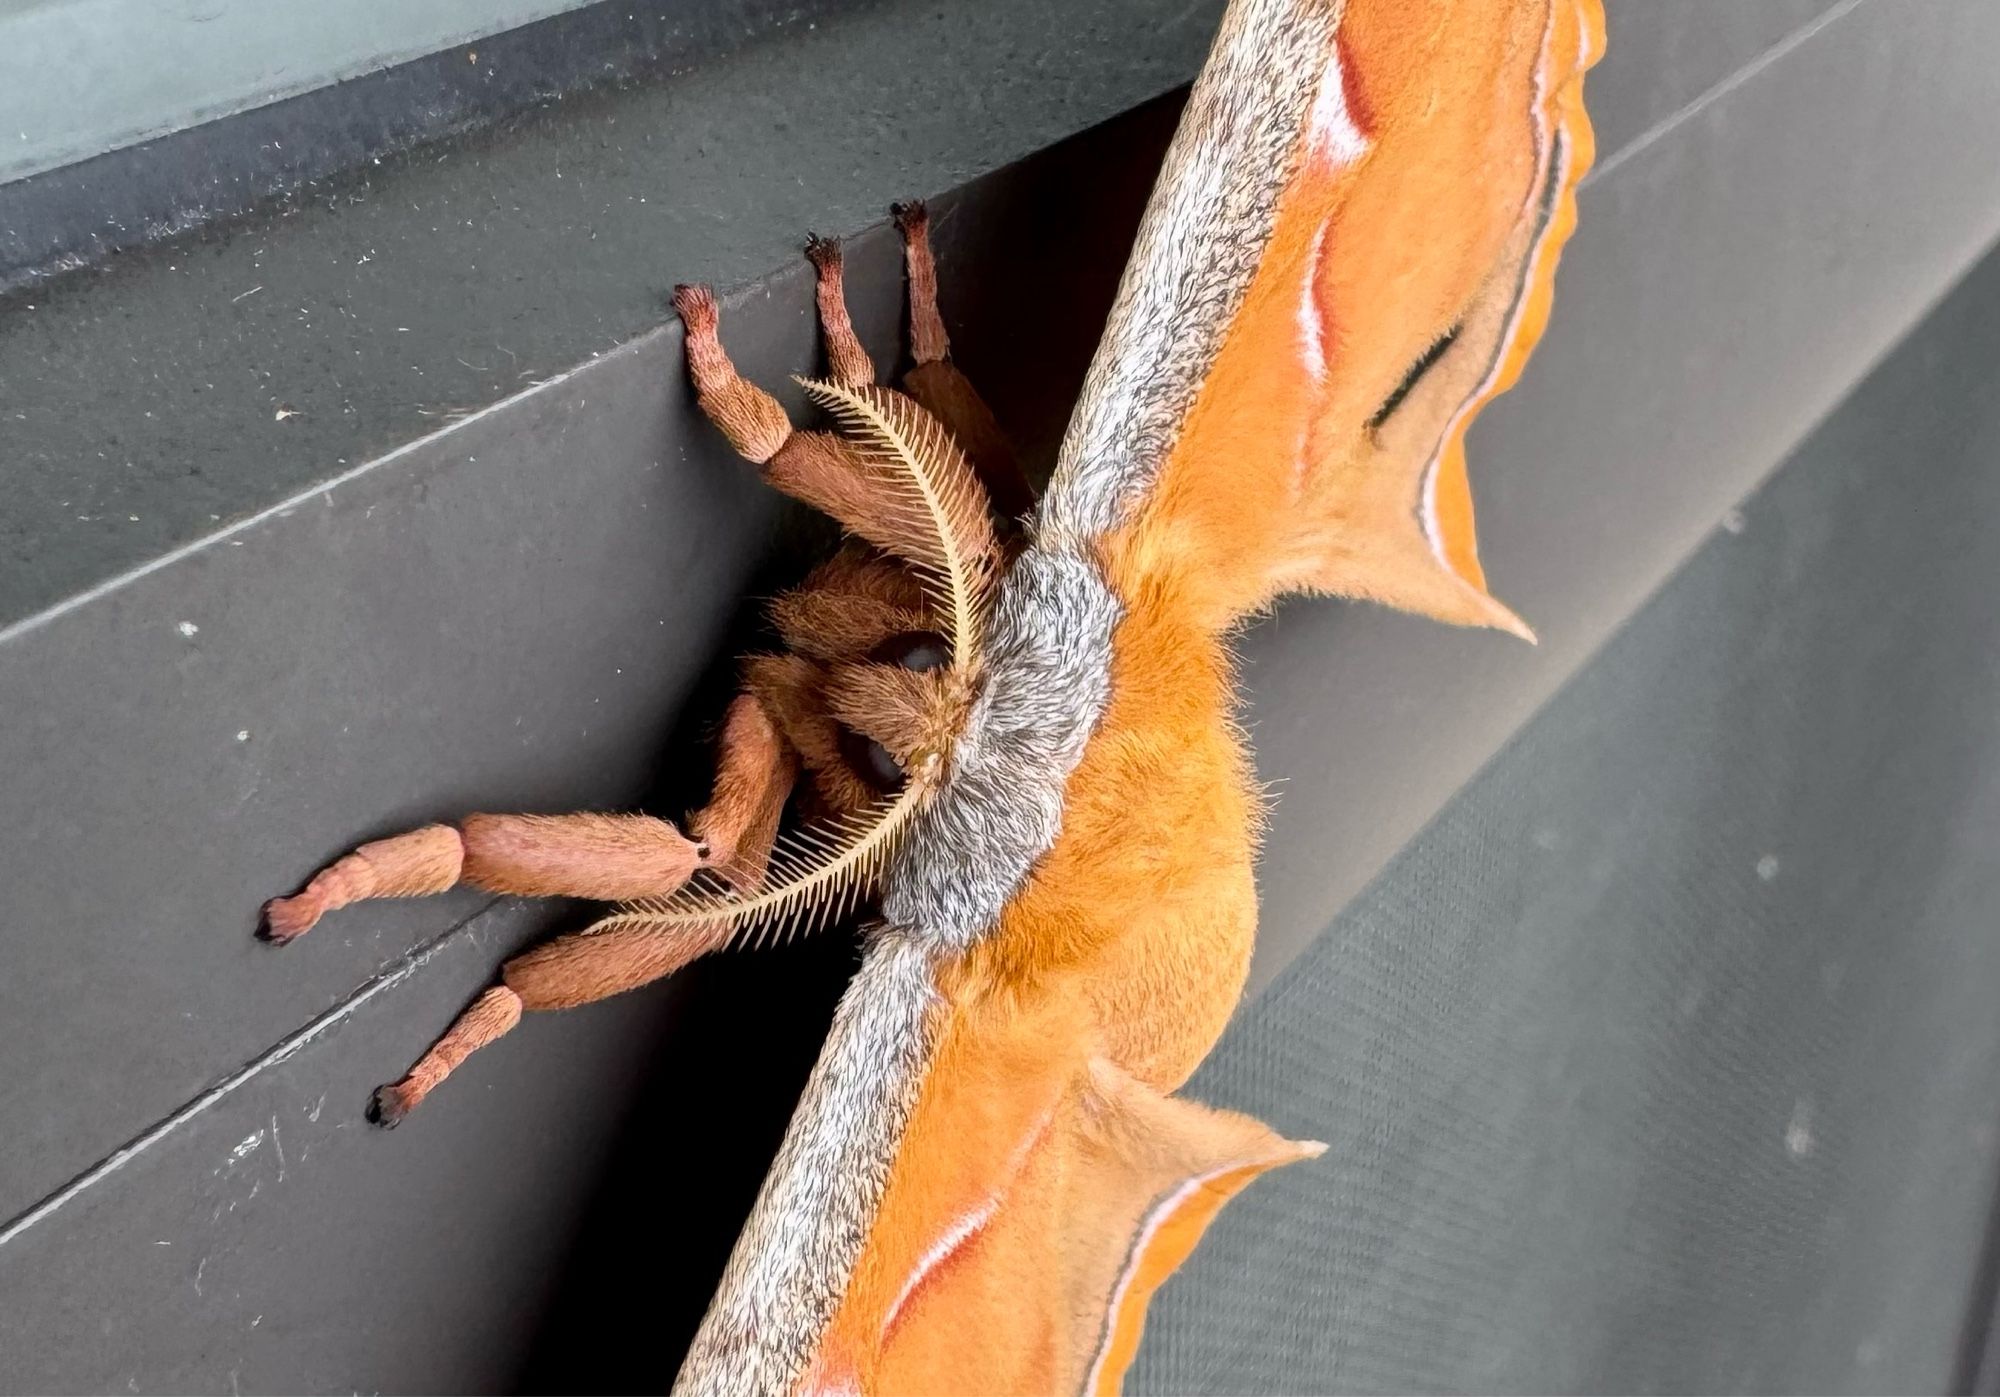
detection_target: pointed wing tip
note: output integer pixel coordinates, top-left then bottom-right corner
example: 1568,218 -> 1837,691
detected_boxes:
1293,1138 -> 1330,1161
1493,607 -> 1538,645
1466,588 -> 1536,644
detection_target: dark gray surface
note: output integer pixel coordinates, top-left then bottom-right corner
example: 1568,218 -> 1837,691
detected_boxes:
6,1 -> 2000,1392
0,0 -> 1223,630
0,0 -> 879,291
1584,0 -> 1849,161
1136,235 -> 2000,1397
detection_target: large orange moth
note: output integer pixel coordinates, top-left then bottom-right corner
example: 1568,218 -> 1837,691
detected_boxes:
263,0 -> 1602,1390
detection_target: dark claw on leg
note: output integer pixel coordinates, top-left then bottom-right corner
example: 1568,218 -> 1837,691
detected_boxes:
367,1083 -> 411,1129
259,896 -> 318,945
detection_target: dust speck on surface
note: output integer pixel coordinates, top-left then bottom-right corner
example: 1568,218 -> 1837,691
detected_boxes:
1784,1099 -> 1815,1157
1721,507 -> 1747,534
236,730 -> 250,742
176,621 -> 199,637
1756,853 -> 1780,881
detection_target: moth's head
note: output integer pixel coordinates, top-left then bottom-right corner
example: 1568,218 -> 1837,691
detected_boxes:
606,380 -> 1005,942
831,628 -> 963,794
746,379 -> 1001,828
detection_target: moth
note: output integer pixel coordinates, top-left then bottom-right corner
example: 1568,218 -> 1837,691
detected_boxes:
263,0 -> 1602,1390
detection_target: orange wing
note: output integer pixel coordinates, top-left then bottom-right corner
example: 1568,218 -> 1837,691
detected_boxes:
1108,0 -> 1603,635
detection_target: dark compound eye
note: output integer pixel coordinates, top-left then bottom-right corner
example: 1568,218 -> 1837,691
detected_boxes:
839,725 -> 906,792
869,630 -> 951,672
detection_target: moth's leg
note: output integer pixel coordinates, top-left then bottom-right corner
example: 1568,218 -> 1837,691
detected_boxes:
890,200 -> 1035,520
684,691 -> 796,880
497,690 -> 792,1021
744,653 -> 880,819
805,234 -> 875,388
769,545 -> 934,662
262,824 -> 465,944
366,986 -> 520,1127
891,199 -> 950,369
262,812 -> 705,944
368,695 -> 797,1126
674,283 -> 964,564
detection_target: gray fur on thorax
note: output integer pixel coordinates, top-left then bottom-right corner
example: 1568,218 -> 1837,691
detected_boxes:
880,544 -> 1120,948
672,3 -> 1337,1391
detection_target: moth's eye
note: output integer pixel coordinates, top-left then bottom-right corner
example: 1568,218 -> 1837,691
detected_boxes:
869,630 -> 951,672
839,726 -> 907,792
1368,322 -> 1463,432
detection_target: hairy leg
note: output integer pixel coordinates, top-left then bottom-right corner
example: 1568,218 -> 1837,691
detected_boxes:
263,812 -> 705,944
262,824 -> 466,944
769,545 -> 935,662
676,281 -> 1002,572
264,688 -> 794,944
674,283 -> 961,568
890,201 -> 1034,522
367,696 -> 797,1125
806,234 -> 876,388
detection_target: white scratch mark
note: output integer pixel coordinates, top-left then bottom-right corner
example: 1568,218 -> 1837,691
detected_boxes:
307,1093 -> 325,1123
231,285 -> 263,303
269,1115 -> 286,1181
193,1256 -> 207,1296
0,913 -> 489,1250
231,1129 -> 264,1162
